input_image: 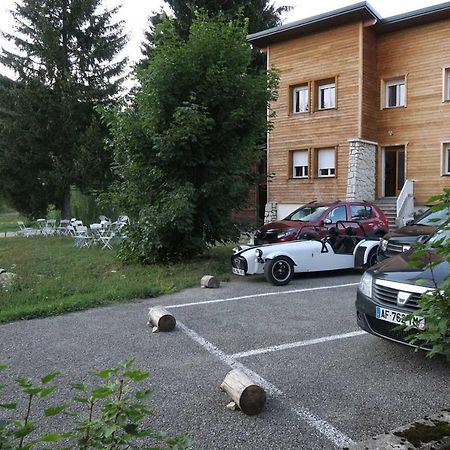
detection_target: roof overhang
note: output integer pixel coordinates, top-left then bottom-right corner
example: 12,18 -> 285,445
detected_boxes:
247,1 -> 450,48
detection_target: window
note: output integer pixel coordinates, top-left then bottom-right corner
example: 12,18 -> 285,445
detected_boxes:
443,143 -> 450,175
385,78 -> 405,108
444,68 -> 450,101
317,148 -> 336,177
292,150 -> 308,178
317,80 -> 336,110
326,206 -> 346,223
293,85 -> 309,113
350,205 -> 372,220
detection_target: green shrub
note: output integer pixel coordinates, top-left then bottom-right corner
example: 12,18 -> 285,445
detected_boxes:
403,188 -> 450,360
0,360 -> 191,449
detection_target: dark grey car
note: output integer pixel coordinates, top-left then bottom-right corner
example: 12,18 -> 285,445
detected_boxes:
378,208 -> 448,260
356,229 -> 450,348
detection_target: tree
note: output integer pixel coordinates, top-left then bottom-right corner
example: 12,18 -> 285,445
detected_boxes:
0,0 -> 127,218
139,0 -> 290,67
106,14 -> 278,263
0,76 -> 55,217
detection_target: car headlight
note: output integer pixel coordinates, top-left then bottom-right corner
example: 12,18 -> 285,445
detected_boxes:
277,228 -> 298,239
402,245 -> 411,252
380,238 -> 388,252
359,272 -> 373,298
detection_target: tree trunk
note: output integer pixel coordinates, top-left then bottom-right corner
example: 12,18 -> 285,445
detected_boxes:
220,369 -> 266,415
61,189 -> 72,219
147,306 -> 176,332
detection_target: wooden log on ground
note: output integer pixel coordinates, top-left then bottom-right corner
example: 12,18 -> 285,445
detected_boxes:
220,369 -> 266,415
201,275 -> 220,288
147,306 -> 176,332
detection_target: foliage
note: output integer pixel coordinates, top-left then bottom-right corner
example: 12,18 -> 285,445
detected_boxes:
403,188 -> 450,360
139,0 -> 290,67
0,236 -> 231,323
0,0 -> 127,218
106,14 -> 278,263
0,360 -> 191,449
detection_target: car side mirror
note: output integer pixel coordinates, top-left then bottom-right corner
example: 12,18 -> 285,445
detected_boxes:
323,218 -> 332,225
405,219 -> 414,226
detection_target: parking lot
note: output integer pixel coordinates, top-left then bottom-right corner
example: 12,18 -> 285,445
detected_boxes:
1,271 -> 449,449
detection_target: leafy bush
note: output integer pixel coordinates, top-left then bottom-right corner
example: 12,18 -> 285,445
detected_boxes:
0,360 -> 191,449
105,13 -> 278,263
404,189 -> 450,360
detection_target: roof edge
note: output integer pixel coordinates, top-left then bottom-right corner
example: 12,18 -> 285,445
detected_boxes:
247,2 -> 379,44
247,1 -> 450,47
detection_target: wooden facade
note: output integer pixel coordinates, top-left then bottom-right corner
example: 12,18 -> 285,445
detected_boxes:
251,4 -> 450,212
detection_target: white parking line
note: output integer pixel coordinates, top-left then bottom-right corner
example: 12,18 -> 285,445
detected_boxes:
166,282 -> 359,309
231,330 -> 367,359
177,321 -> 354,448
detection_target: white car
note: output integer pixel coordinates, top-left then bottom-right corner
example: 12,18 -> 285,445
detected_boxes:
231,223 -> 379,286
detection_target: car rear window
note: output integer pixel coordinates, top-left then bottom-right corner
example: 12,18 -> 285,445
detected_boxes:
285,206 -> 329,222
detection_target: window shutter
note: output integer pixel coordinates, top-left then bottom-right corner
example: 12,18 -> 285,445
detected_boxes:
293,150 -> 308,167
318,148 -> 335,169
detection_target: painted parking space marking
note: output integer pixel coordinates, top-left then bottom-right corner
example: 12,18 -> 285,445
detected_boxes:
177,320 -> 355,448
231,330 -> 367,359
166,282 -> 359,310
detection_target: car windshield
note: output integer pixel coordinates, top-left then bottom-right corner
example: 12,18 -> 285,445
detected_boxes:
285,206 -> 329,222
416,208 -> 449,226
426,228 -> 450,247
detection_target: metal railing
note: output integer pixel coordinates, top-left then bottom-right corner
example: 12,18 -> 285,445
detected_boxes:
396,180 -> 414,227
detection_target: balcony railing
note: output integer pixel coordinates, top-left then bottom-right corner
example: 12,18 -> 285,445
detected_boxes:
396,180 -> 414,227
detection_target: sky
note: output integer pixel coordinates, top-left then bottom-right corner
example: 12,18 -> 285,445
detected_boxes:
0,0 -> 445,80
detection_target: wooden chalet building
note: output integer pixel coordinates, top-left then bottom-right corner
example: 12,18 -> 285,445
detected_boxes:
247,2 -> 450,225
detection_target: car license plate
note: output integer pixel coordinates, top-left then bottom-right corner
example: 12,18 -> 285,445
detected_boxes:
375,306 -> 425,330
232,267 -> 245,276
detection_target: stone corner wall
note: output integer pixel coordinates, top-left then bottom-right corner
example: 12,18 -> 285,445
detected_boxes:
346,139 -> 376,202
263,202 -> 278,224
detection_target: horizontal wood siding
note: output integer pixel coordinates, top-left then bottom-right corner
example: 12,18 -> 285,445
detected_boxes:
377,19 -> 450,204
361,27 -> 378,142
267,22 -> 360,204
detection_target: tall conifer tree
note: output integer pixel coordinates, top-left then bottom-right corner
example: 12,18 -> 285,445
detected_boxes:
0,0 -> 127,217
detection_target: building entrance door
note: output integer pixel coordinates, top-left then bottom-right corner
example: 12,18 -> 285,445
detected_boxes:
384,146 -> 405,197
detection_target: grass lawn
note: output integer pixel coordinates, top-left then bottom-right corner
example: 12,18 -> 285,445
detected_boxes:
0,211 -> 29,233
0,237 -> 232,323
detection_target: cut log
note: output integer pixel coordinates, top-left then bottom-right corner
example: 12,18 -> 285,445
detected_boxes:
220,369 -> 266,415
147,306 -> 176,332
200,275 -> 220,288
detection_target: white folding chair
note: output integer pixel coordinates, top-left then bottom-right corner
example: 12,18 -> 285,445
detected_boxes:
45,219 -> 57,236
17,221 -> 36,237
57,220 -> 70,236
73,225 -> 94,248
36,219 -> 46,235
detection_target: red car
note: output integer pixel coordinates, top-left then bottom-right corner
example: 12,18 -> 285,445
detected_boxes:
254,200 -> 389,244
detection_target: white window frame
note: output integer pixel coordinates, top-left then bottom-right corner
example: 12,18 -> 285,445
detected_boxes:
385,78 -> 406,108
317,148 -> 336,178
317,82 -> 336,110
292,85 -> 309,113
444,68 -> 450,102
443,143 -> 450,175
292,150 -> 309,178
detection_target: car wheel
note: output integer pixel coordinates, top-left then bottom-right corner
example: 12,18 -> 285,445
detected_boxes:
364,248 -> 378,269
264,256 -> 294,286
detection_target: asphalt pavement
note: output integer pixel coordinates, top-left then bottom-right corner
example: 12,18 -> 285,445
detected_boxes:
0,270 -> 449,449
